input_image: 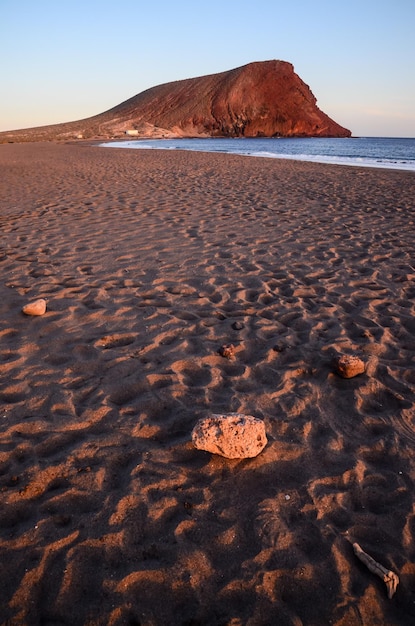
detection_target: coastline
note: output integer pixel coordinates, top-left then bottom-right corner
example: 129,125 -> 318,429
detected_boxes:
99,136 -> 415,172
1,142 -> 415,625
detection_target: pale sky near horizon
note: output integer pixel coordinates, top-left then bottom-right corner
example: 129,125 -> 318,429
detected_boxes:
1,0 -> 414,137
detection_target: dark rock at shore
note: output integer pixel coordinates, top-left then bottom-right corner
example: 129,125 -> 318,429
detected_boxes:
0,60 -> 351,142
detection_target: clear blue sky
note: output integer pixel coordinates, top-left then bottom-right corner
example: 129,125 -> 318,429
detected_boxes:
1,0 -> 414,136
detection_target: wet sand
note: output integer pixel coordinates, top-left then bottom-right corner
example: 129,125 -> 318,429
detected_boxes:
1,142 -> 415,625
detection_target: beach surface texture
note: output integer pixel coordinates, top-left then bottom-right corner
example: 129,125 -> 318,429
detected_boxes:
1,142 -> 415,625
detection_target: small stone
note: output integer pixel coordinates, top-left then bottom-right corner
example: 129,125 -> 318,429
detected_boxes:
334,354 -> 365,378
192,413 -> 267,459
218,344 -> 235,359
22,298 -> 47,316
273,342 -> 289,353
232,321 -> 245,331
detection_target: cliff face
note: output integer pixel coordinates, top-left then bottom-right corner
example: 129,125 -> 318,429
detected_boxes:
109,60 -> 350,138
0,61 -> 351,142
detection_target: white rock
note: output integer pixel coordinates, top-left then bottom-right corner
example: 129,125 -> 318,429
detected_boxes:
192,413 -> 267,459
22,298 -> 47,316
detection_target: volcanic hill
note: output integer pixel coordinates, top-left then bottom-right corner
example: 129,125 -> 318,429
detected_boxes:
0,60 -> 351,142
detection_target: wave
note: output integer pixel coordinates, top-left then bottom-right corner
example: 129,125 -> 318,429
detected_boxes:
244,151 -> 415,171
100,138 -> 415,172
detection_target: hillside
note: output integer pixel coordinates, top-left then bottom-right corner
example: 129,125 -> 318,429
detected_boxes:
0,61 -> 351,142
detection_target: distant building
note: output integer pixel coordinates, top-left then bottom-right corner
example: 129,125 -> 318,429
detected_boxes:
125,129 -> 139,136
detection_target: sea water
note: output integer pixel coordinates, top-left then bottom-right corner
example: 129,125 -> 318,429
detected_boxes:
101,136 -> 415,172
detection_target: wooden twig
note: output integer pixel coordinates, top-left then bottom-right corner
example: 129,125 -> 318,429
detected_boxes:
352,542 -> 399,599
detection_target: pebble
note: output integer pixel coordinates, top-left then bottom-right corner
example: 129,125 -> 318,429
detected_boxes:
22,298 -> 47,316
192,413 -> 268,459
334,354 -> 365,378
218,344 -> 235,359
232,321 -> 245,331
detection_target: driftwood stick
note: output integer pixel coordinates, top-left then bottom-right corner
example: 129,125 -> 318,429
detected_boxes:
352,542 -> 399,599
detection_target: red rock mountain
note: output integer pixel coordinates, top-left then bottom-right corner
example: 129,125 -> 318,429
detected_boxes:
0,61 -> 351,142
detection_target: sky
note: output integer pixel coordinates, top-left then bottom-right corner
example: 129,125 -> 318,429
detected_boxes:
1,0 -> 414,137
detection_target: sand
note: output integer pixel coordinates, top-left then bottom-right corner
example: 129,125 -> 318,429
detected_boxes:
1,141 -> 415,625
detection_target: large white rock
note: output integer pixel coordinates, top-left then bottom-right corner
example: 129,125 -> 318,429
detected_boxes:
192,413 -> 267,459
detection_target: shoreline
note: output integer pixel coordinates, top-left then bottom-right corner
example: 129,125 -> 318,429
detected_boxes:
1,142 -> 415,624
97,136 -> 415,173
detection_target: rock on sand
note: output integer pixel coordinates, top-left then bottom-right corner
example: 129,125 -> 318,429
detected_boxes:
335,354 -> 365,378
192,413 -> 268,459
22,298 -> 47,316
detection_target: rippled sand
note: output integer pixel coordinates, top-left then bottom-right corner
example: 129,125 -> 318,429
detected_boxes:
1,142 -> 415,625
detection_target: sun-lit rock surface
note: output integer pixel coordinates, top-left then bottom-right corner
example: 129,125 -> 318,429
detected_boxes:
192,413 -> 268,459
0,61 -> 350,142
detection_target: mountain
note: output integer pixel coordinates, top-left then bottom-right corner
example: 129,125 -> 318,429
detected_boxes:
0,61 -> 351,142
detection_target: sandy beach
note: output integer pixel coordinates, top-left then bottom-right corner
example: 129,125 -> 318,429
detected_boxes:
1,141 -> 415,625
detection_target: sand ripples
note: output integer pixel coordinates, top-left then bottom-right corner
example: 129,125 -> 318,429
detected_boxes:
1,144 -> 415,624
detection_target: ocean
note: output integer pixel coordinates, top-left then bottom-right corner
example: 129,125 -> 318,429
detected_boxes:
101,136 -> 415,172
